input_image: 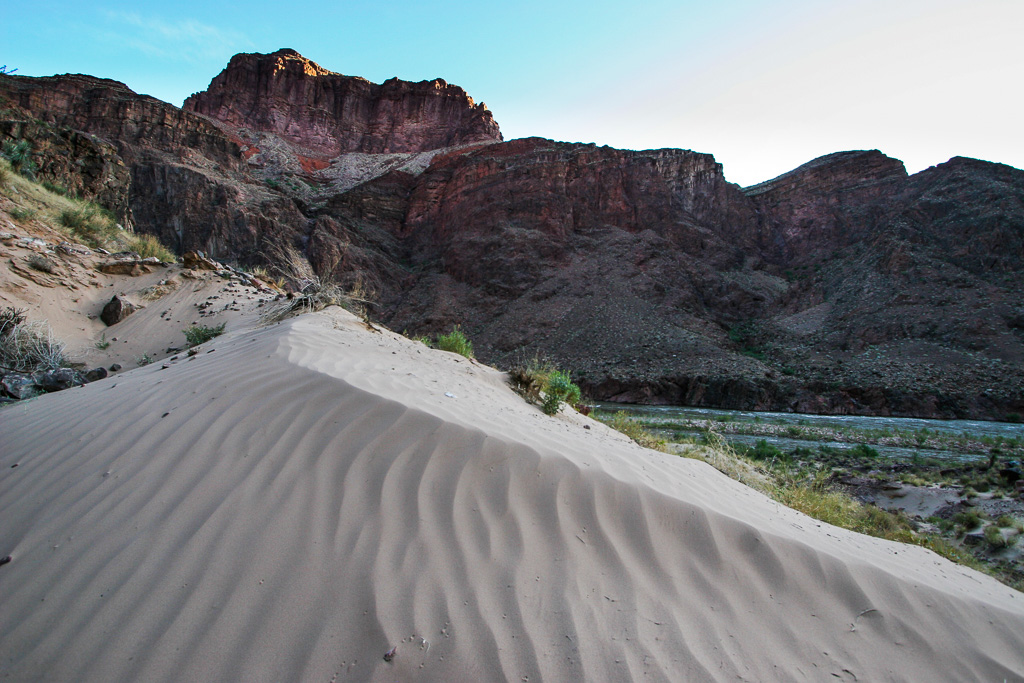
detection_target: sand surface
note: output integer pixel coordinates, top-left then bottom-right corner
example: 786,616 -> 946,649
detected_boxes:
2,308 -> 1024,682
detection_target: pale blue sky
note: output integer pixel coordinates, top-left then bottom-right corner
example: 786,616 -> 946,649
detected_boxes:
4,0 -> 1022,186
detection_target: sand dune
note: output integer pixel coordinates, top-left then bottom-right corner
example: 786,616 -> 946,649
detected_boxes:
1,308 -> 1022,682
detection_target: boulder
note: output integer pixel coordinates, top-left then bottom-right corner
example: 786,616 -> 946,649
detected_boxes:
98,261 -> 148,276
101,295 -> 137,326
1,373 -> 40,400
182,251 -> 221,271
84,367 -> 108,382
34,367 -> 83,392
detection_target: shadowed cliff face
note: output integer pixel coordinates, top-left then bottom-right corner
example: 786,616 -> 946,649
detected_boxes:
183,48 -> 502,157
3,52 -> 1022,419
0,71 -> 309,260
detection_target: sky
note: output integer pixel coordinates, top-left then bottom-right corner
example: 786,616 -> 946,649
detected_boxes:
4,0 -> 1022,186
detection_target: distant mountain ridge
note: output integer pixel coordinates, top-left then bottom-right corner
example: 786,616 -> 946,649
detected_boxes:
1,50 -> 1021,419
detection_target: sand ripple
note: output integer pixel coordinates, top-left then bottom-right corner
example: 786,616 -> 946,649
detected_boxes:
2,309 -> 1022,681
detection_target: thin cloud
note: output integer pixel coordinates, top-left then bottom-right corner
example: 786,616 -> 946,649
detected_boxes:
103,12 -> 252,63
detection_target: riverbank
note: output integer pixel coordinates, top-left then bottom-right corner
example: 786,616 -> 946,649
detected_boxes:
595,405 -> 1024,591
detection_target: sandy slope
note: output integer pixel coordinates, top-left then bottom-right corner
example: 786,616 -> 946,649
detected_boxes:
1,218 -> 276,373
1,308 -> 1023,682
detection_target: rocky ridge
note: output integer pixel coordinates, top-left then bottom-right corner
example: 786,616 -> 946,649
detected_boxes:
2,50 -> 1022,419
183,48 -> 502,157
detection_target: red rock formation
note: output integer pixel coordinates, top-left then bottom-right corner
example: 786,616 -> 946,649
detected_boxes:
0,72 -> 307,261
401,138 -> 757,279
0,73 -> 243,169
744,150 -> 908,263
0,119 -> 132,226
183,49 -> 502,157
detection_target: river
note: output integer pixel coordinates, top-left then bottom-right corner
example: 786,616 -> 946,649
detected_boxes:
596,403 -> 1024,463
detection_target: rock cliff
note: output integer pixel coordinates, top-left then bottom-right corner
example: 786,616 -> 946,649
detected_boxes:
183,49 -> 502,157
0,71 -> 307,260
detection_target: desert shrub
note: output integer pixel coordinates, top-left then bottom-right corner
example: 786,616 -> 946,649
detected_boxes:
1,140 -> 36,179
126,233 -> 175,262
850,443 -> 880,458
738,439 -> 788,462
0,307 -> 68,372
0,163 -> 8,187
508,356 -> 585,415
984,525 -> 1008,549
27,253 -> 56,273
508,355 -> 554,402
953,510 -> 982,531
541,370 -> 581,415
436,326 -> 474,359
9,207 -> 36,221
183,322 -> 225,347
59,204 -> 119,247
260,241 -> 370,322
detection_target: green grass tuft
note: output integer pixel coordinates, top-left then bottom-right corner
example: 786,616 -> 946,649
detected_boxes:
436,326 -> 474,359
126,233 -> 175,262
59,204 -> 119,247
601,411 -> 669,452
541,370 -> 581,415
183,323 -> 226,348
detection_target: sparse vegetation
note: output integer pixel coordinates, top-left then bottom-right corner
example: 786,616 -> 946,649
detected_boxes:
508,355 -> 586,415
597,404 -> 1022,590
41,181 -> 72,197
599,411 -> 669,452
436,326 -> 474,359
126,233 -> 176,262
136,353 -> 153,366
0,159 -> 176,258
541,370 -> 581,415
1,139 -> 37,179
95,334 -> 110,350
0,307 -> 68,373
260,242 -> 370,322
183,322 -> 225,347
59,204 -> 119,247
9,207 -> 36,221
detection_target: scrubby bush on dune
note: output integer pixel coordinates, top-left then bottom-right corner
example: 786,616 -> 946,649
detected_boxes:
260,241 -> 371,322
183,323 -> 226,347
541,370 -> 581,415
508,355 -> 586,416
436,326 -> 474,359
